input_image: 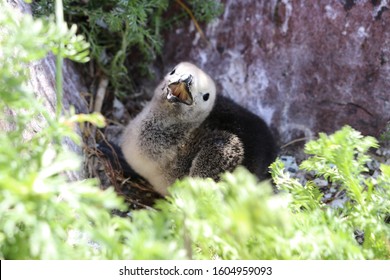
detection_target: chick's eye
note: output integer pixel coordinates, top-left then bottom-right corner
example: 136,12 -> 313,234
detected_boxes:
170,69 -> 176,75
203,93 -> 210,101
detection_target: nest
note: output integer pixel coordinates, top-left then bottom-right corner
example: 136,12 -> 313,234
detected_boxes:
81,76 -> 163,212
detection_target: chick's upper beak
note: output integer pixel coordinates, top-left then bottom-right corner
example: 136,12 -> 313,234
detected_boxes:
167,75 -> 193,105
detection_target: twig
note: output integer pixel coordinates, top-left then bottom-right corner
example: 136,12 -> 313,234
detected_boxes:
280,137 -> 311,149
123,197 -> 157,211
94,77 -> 109,113
90,77 -> 108,138
175,0 -> 209,46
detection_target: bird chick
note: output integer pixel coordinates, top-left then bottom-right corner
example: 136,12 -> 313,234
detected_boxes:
121,62 -> 277,196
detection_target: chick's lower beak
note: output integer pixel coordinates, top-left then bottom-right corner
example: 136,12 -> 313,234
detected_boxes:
167,75 -> 193,105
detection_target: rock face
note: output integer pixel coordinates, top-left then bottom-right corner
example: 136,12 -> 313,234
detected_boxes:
161,0 -> 390,144
2,0 -> 90,181
28,56 -> 89,182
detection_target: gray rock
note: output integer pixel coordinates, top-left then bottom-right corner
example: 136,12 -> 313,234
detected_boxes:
313,178 -> 329,188
160,0 -> 390,144
281,155 -> 299,173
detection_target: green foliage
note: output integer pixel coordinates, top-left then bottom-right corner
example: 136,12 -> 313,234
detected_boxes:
271,126 -> 390,259
126,151 -> 389,260
271,160 -> 323,212
181,0 -> 224,22
32,0 -> 224,96
0,1 -> 128,259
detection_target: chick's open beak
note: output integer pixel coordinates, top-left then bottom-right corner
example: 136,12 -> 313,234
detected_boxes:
167,75 -> 193,105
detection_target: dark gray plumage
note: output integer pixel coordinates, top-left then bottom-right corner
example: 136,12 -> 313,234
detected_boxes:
120,62 -> 277,195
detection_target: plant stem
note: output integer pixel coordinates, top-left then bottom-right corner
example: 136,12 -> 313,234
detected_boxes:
175,0 -> 209,45
55,0 -> 64,120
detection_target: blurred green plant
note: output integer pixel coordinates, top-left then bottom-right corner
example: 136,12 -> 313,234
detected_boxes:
0,0 -> 128,259
32,0 -> 224,96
